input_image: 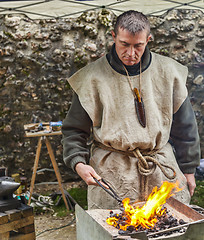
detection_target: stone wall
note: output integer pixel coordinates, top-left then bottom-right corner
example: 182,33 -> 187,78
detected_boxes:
0,9 -> 203,182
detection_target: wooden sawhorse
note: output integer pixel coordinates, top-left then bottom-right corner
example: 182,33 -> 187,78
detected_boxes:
24,123 -> 69,211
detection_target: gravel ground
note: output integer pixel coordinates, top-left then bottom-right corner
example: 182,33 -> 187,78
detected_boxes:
32,181 -> 85,240
35,213 -> 76,240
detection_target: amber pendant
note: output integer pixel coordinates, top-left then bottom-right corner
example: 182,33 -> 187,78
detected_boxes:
134,88 -> 146,128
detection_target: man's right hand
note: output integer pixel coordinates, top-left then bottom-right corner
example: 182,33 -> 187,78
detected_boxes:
75,163 -> 109,188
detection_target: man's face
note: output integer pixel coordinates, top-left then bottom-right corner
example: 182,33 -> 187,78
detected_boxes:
112,27 -> 151,66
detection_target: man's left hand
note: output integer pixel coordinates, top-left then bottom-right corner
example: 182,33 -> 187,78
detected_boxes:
184,173 -> 196,196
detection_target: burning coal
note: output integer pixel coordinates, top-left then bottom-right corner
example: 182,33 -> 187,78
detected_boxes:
106,181 -> 182,233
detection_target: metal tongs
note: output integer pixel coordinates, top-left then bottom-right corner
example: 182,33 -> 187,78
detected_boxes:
93,177 -> 122,204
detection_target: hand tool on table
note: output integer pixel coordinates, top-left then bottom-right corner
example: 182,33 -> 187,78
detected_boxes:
93,177 -> 122,204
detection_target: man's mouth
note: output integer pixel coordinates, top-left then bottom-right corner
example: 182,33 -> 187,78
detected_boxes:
124,58 -> 135,61
123,56 -> 137,61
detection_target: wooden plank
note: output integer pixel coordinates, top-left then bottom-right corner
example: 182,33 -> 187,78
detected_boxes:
25,130 -> 61,138
24,122 -> 61,138
24,122 -> 49,129
0,232 -> 10,240
10,231 -> 35,240
0,213 -> 9,224
45,136 -> 70,211
18,224 -> 35,234
0,215 -> 34,234
19,206 -> 33,218
28,136 -> 42,205
4,209 -> 21,222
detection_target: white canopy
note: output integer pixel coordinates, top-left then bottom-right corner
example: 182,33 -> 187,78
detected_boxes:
0,0 -> 204,19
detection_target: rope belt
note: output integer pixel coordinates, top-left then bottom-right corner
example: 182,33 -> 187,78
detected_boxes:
93,141 -> 176,200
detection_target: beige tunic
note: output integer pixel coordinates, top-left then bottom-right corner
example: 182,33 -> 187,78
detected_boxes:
68,52 -> 191,209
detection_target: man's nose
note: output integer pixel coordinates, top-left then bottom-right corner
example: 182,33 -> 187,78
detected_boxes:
127,46 -> 135,56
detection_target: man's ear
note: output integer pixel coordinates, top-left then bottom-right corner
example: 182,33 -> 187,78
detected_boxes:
111,30 -> 116,41
146,33 -> 153,43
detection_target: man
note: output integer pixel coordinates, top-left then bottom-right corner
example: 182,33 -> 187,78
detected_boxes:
62,11 -> 200,209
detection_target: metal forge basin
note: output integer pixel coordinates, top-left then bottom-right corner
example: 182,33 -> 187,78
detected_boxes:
75,197 -> 204,240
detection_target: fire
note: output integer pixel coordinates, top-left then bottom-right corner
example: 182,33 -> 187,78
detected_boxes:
106,181 -> 182,231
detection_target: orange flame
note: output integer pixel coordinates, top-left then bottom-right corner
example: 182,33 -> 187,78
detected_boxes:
106,181 -> 182,231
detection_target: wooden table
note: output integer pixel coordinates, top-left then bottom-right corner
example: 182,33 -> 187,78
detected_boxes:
24,123 -> 70,211
0,204 -> 35,240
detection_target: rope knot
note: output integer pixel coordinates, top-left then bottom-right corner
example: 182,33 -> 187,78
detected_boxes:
133,148 -> 176,200
134,148 -> 157,176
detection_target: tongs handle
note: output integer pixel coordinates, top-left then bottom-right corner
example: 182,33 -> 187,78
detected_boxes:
93,177 -> 122,203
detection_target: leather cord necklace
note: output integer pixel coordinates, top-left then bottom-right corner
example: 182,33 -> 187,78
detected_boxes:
123,62 -> 146,128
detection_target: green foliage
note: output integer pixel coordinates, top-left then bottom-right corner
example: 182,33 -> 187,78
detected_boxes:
190,180 -> 204,208
52,202 -> 69,217
69,187 -> 87,209
33,205 -> 49,215
51,187 -> 87,217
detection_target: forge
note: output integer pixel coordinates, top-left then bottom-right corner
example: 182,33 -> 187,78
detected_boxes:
75,197 -> 204,240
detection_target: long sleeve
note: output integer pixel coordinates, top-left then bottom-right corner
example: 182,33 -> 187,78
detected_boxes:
62,93 -> 92,172
170,96 -> 200,174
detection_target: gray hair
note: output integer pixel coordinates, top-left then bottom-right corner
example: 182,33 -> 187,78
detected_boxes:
114,10 -> 150,37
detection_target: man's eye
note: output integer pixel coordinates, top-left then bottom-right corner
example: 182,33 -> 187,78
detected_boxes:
135,44 -> 143,48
